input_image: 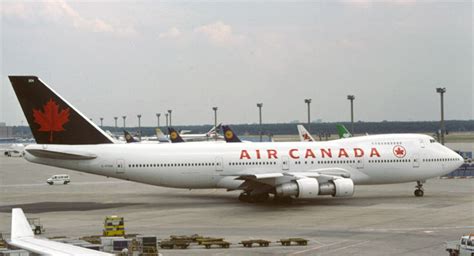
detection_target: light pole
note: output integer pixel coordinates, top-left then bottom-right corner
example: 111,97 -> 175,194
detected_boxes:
165,113 -> 169,127
436,87 -> 446,145
212,107 -> 218,141
168,110 -> 172,127
137,114 -> 142,141
114,117 -> 118,131
122,116 -> 126,129
156,113 -> 161,127
304,99 -> 311,132
100,117 -> 104,128
257,103 -> 263,142
347,95 -> 355,134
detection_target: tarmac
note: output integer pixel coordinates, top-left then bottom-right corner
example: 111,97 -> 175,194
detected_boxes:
0,156 -> 473,256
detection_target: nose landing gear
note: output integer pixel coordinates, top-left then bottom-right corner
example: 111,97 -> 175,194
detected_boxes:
414,180 -> 424,197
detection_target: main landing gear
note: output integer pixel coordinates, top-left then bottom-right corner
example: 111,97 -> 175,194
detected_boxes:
238,192 -> 270,203
414,180 -> 424,197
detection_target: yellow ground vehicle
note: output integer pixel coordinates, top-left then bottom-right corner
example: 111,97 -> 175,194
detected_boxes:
103,216 -> 125,237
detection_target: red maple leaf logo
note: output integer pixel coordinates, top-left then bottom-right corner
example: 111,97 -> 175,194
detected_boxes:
303,133 -> 313,141
393,145 -> 406,158
33,98 -> 70,142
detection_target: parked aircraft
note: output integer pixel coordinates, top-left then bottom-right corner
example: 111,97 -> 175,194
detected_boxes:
168,127 -> 185,143
337,124 -> 353,138
9,208 -> 112,255
222,125 -> 242,143
297,125 -> 315,142
124,130 -> 138,143
9,76 -> 464,203
178,124 -> 224,142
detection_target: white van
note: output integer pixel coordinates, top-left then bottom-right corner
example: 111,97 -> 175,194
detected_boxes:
47,174 -> 70,185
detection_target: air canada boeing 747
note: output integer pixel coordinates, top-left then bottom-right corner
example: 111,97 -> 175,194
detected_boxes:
9,76 -> 464,203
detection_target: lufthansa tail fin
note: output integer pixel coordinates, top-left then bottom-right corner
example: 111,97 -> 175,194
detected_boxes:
124,130 -> 138,143
222,125 -> 241,143
9,76 -> 114,144
168,127 -> 185,143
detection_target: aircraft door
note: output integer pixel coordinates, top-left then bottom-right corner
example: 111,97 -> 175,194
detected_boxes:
116,159 -> 125,174
356,158 -> 364,169
215,156 -> 223,172
412,154 -> 420,168
282,156 -> 289,171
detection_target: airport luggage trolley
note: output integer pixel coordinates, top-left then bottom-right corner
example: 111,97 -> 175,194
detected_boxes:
239,239 -> 271,247
158,239 -> 190,249
278,238 -> 308,246
201,240 -> 231,249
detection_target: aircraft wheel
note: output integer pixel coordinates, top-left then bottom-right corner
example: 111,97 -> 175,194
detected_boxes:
414,189 -> 424,197
238,193 -> 251,202
253,193 -> 269,203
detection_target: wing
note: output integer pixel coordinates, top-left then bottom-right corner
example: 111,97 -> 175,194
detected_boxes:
10,208 -> 113,256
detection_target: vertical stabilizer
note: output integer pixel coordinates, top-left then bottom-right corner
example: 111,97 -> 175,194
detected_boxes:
168,127 -> 185,143
11,208 -> 34,240
297,125 -> 315,142
336,124 -> 352,138
9,76 -> 114,144
222,125 -> 242,143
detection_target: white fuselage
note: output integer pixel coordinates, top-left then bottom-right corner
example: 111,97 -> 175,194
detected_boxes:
24,134 -> 463,190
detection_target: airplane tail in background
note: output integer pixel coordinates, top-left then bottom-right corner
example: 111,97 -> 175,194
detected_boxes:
336,124 -> 352,139
297,125 -> 315,142
124,130 -> 138,143
168,127 -> 185,143
207,123 -> 222,136
155,128 -> 170,143
9,76 -> 114,145
222,125 -> 241,143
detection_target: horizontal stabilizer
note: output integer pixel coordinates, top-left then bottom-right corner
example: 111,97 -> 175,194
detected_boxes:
26,148 -> 97,160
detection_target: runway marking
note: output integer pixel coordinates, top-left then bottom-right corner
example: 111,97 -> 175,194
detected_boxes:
289,241 -> 347,255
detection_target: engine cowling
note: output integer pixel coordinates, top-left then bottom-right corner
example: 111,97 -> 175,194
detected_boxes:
332,178 -> 354,197
275,178 -> 319,198
275,178 -> 354,198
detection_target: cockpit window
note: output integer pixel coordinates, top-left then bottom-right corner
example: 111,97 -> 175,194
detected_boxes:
429,139 -> 436,143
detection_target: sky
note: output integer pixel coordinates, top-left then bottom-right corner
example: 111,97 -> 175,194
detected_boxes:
0,0 -> 472,127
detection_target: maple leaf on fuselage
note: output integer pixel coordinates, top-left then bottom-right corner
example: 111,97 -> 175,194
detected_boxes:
33,98 -> 70,142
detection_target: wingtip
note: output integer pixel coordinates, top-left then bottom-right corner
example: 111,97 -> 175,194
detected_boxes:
11,208 -> 34,239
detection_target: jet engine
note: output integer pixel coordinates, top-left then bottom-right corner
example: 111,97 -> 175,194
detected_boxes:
275,178 -> 354,198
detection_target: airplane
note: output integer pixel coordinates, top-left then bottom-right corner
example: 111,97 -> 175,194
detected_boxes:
222,125 -> 242,143
123,130 -> 138,143
9,208 -> 113,255
336,124 -> 353,139
168,127 -> 185,143
177,124 -> 225,142
9,76 -> 464,203
297,125 -> 316,142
